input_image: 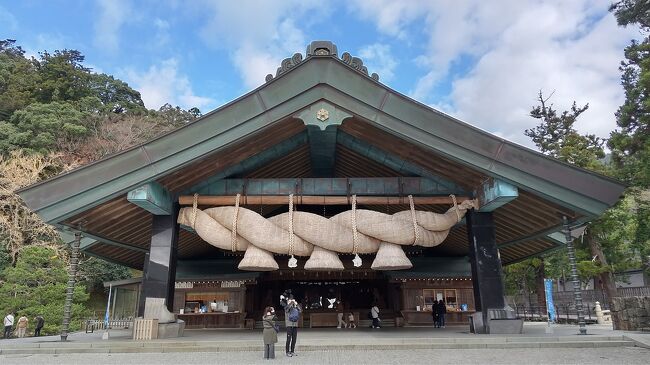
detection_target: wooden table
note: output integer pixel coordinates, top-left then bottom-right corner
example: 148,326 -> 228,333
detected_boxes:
178,312 -> 246,329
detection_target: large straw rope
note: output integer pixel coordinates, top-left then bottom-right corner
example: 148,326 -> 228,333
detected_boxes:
178,197 -> 477,256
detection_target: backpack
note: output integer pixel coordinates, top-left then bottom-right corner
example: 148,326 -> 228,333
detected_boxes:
288,306 -> 300,322
367,311 -> 372,319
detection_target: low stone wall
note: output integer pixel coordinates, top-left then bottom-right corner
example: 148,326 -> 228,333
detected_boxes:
611,296 -> 650,330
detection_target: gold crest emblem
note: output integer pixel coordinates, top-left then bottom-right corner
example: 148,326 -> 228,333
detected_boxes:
316,108 -> 329,121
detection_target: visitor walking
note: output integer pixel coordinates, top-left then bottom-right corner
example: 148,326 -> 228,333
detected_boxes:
33,315 -> 44,336
432,300 -> 440,328
336,300 -> 346,329
437,299 -> 447,328
370,303 -> 381,328
3,312 -> 14,339
16,315 -> 28,338
281,295 -> 301,357
262,306 -> 278,360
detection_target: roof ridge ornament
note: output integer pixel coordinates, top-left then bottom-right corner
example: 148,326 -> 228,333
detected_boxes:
266,53 -> 303,82
265,41 -> 379,83
340,52 -> 379,81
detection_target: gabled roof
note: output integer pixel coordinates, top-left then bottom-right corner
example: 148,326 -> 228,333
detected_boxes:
18,41 -> 625,268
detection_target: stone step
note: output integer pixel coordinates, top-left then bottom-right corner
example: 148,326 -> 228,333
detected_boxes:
0,338 -> 637,355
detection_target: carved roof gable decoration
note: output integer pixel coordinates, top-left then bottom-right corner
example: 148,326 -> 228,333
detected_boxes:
265,41 -> 380,83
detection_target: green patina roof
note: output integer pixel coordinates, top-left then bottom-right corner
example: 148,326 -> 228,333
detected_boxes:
18,41 -> 625,230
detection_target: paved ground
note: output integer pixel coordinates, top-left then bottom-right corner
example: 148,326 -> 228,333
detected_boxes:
1,347 -> 649,365
1,322 -> 649,364
0,322 -> 637,344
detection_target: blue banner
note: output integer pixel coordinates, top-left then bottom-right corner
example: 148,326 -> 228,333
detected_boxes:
544,278 -> 556,322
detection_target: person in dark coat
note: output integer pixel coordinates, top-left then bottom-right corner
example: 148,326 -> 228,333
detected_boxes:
431,300 -> 440,328
33,315 -> 44,336
262,306 -> 278,359
281,294 -> 301,357
437,299 -> 447,328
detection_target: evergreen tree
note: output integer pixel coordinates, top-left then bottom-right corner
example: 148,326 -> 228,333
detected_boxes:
609,0 -> 650,187
0,246 -> 89,335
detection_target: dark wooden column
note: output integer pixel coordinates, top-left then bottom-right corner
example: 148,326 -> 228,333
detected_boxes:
138,203 -> 179,316
466,210 -> 506,332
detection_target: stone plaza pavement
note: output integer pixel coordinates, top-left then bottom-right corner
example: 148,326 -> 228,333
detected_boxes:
1,322 -> 649,364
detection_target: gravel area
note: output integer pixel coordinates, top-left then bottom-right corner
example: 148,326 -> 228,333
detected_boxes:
2,347 -> 650,365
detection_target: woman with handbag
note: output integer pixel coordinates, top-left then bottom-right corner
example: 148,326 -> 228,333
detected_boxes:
262,306 -> 278,359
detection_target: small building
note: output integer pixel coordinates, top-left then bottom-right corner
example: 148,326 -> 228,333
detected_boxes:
19,41 -> 624,333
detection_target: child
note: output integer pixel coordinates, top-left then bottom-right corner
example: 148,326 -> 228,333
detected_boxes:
347,312 -> 356,328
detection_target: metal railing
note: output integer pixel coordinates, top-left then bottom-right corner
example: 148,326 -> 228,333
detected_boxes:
512,304 -> 598,324
83,319 -> 133,332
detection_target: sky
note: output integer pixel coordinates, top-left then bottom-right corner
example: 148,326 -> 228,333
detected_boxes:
0,0 -> 641,148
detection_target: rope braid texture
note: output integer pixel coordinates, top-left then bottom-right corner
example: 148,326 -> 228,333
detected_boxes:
230,193 -> 240,252
288,193 -> 295,256
179,194 -> 477,270
351,195 -> 359,255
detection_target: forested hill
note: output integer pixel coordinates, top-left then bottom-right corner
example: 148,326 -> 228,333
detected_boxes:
0,39 -> 205,333
0,39 -> 201,164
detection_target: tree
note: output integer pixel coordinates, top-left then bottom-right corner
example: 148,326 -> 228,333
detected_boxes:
609,0 -> 650,275
1,102 -> 89,154
78,256 -> 131,293
32,49 -> 92,104
87,73 -> 146,114
609,1 -> 650,188
0,246 -> 89,335
526,91 -> 606,173
0,39 -> 38,121
525,91 -> 622,306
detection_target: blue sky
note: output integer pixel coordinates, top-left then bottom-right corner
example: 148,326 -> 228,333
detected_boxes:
0,0 -> 639,147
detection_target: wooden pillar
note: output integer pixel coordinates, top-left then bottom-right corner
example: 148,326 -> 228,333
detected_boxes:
138,204 -> 179,315
466,210 -> 506,333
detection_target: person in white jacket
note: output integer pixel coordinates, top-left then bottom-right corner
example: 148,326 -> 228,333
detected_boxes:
3,312 -> 14,339
370,304 -> 381,328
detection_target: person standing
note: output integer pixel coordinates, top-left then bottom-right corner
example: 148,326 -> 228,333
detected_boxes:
16,315 -> 28,338
3,312 -> 14,339
370,303 -> 381,328
33,315 -> 44,337
336,300 -> 346,329
437,299 -> 447,328
262,306 -> 278,360
281,295 -> 301,357
347,312 -> 356,328
432,300 -> 440,328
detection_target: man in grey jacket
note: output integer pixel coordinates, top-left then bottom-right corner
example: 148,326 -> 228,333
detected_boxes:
281,295 -> 301,357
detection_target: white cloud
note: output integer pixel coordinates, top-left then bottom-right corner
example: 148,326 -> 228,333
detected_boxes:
347,1 -> 426,40
94,0 -> 132,52
123,59 -> 215,110
358,43 -> 398,82
197,0 -> 330,89
349,0 -> 639,147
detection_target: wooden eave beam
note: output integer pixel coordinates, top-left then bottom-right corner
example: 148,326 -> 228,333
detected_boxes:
179,195 -> 471,206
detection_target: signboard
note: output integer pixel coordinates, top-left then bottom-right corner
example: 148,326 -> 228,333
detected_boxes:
544,278 -> 557,322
